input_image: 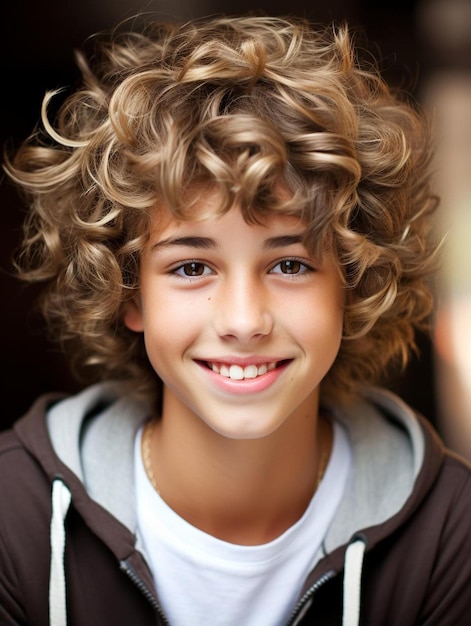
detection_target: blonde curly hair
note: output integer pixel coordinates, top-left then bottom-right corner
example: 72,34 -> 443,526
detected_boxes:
3,14 -> 439,407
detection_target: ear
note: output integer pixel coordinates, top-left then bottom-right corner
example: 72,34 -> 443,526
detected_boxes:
123,297 -> 144,332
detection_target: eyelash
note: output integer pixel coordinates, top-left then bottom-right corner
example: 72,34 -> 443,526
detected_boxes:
171,261 -> 213,278
270,258 -> 314,276
169,257 -> 314,279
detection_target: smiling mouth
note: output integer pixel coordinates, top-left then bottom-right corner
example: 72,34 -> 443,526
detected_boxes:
204,361 -> 287,380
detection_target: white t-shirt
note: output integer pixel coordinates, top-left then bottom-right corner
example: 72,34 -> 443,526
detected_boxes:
135,421 -> 351,626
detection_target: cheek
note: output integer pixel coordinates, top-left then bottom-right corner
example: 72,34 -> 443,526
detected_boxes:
304,313 -> 343,349
292,295 -> 344,355
141,292 -> 207,353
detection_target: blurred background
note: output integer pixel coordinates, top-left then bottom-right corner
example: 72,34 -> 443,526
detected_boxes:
1,0 -> 470,459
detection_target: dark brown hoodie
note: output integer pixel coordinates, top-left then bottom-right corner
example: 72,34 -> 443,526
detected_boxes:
0,383 -> 470,625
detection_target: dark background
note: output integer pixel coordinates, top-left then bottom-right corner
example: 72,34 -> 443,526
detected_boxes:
0,0 -> 442,430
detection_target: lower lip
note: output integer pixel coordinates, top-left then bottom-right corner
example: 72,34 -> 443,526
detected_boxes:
197,361 -> 291,395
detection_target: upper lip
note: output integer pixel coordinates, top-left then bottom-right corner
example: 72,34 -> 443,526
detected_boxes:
196,356 -> 291,367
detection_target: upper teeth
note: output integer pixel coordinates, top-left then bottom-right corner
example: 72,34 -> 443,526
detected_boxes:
209,362 -> 277,380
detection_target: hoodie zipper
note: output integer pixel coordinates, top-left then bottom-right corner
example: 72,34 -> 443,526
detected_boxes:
120,560 -> 171,625
121,559 -> 336,626
285,570 -> 337,626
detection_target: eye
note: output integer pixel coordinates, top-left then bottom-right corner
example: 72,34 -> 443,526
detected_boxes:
173,261 -> 212,277
270,258 -> 313,275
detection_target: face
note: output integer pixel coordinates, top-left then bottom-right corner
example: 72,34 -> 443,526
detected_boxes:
124,191 -> 345,440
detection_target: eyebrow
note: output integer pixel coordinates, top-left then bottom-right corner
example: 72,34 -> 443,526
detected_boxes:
264,234 -> 304,249
151,236 -> 216,250
151,234 -> 304,250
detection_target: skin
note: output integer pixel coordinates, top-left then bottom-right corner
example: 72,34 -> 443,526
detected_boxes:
125,190 -> 345,545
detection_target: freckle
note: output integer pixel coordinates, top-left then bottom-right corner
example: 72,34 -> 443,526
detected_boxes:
207,297 -> 211,301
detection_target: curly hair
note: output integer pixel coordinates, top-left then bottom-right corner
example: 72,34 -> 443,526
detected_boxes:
3,14 -> 439,407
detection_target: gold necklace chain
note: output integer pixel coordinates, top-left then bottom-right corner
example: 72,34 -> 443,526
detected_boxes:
142,419 -> 160,494
142,418 -> 329,496
316,448 -> 328,490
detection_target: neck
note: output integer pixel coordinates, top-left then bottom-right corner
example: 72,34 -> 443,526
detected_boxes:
143,395 -> 332,545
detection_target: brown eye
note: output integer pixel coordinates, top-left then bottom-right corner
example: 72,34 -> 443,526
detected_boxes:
182,262 -> 206,276
280,260 -> 301,274
270,259 -> 313,276
172,261 -> 213,279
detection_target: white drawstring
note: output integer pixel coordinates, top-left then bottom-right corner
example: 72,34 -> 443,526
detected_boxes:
342,536 -> 366,626
47,475 -> 365,626
49,478 -> 72,626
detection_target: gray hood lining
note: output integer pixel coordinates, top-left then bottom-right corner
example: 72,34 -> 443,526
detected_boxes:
324,387 -> 424,551
47,382 -> 150,531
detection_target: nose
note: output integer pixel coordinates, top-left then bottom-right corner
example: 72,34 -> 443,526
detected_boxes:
213,273 -> 273,342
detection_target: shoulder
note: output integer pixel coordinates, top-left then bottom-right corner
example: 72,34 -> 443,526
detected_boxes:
0,425 -> 52,620
0,426 -> 21,457
412,450 -> 471,622
409,448 -> 471,576
0,424 -> 53,521
442,447 -> 471,476
0,396 -> 65,538
0,425 -> 42,477
433,449 -> 471,511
